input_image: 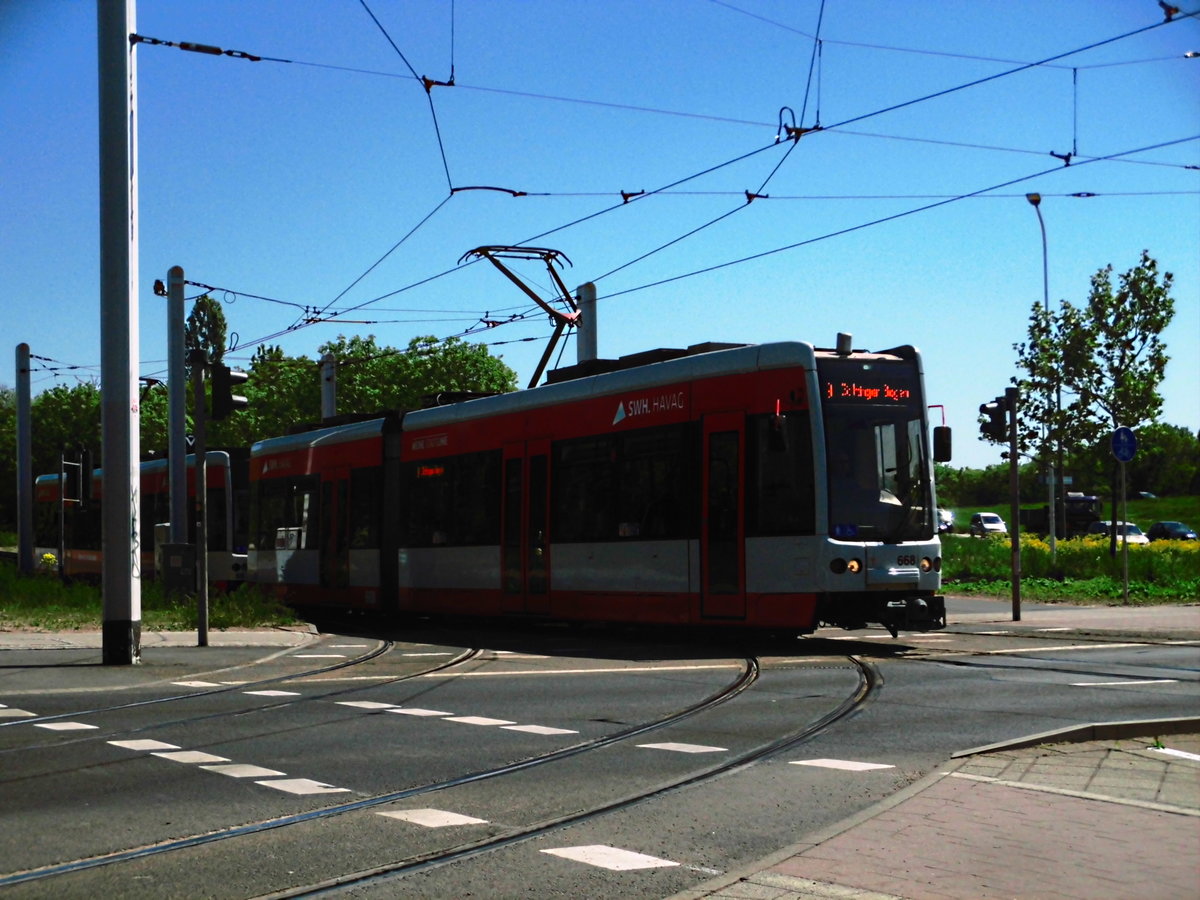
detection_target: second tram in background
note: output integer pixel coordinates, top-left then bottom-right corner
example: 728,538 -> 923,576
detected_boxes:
34,451 -> 249,586
248,337 -> 952,636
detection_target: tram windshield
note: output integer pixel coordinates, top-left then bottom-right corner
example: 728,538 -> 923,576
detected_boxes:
819,357 -> 934,542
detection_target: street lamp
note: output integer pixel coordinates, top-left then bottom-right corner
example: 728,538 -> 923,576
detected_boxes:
1026,192 -> 1058,559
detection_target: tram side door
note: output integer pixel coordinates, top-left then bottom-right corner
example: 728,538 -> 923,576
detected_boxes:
701,413 -> 746,619
501,440 -> 550,615
319,468 -> 350,588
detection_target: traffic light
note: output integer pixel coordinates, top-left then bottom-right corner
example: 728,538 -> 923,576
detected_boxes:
979,396 -> 1009,441
211,363 -> 249,420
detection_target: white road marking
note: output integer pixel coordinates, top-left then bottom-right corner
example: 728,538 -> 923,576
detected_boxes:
637,742 -> 727,754
1149,747 -> 1200,762
1071,679 -> 1178,686
328,644 -> 369,648
336,701 -> 397,709
502,724 -> 579,735
34,721 -> 97,731
542,845 -> 680,871
291,654 -> 346,659
377,808 -> 489,828
1035,627 -> 1072,632
202,763 -> 287,778
444,716 -> 517,727
974,630 -> 1012,635
172,681 -> 222,687
402,652 -> 454,657
256,778 -> 350,795
0,709 -> 36,718
243,690 -> 301,697
979,643 -> 1143,655
790,758 -> 895,771
386,707 -> 451,717
153,750 -> 230,764
108,739 -> 180,751
421,662 -> 743,678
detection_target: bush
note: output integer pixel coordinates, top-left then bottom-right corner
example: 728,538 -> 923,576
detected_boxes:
941,533 -> 1200,603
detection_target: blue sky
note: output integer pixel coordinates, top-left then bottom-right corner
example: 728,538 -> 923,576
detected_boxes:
2,0 -> 1197,472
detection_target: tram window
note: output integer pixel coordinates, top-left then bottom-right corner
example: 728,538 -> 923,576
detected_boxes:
553,435 -> 616,542
747,413 -> 815,536
402,451 -> 501,547
34,498 -> 57,547
349,468 -> 380,549
553,426 -> 694,543
251,475 -> 318,551
207,487 -> 227,551
617,426 -> 693,540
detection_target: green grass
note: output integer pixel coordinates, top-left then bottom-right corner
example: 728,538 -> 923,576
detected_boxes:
0,562 -> 299,631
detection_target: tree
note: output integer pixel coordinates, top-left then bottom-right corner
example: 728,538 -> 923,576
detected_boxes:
1013,250 -> 1174,458
184,295 -> 228,370
317,334 -> 518,414
1013,250 -> 1175,550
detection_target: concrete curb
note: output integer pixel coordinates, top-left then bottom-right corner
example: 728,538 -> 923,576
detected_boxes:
950,715 -> 1200,758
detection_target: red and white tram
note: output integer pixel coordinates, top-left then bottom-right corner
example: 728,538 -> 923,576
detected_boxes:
248,339 -> 951,634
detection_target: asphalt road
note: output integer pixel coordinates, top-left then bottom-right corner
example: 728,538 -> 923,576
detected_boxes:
1,610 -> 1196,898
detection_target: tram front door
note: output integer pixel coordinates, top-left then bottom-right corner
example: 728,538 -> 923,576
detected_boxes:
701,414 -> 746,619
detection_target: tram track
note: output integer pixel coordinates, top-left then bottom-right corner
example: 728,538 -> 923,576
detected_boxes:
271,655 -> 878,898
0,653 -> 760,890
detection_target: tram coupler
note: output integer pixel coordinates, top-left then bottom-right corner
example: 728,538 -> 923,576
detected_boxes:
881,594 -> 946,638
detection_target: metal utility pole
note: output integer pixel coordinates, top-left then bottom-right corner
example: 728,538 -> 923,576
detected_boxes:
1006,387 -> 1021,622
98,0 -> 141,664
15,344 -> 34,575
1026,193 -> 1058,558
321,353 -> 337,419
168,266 -> 187,543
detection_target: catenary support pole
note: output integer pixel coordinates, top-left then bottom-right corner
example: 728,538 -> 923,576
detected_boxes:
168,266 -> 187,543
15,344 -> 34,575
191,350 -> 209,647
98,0 -> 141,664
576,282 -> 597,363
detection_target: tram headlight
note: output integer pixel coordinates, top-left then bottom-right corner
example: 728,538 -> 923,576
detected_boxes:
920,556 -> 933,573
830,557 -> 863,575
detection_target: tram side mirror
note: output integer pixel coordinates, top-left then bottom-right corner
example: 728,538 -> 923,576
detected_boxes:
933,426 -> 952,463
769,414 -> 789,453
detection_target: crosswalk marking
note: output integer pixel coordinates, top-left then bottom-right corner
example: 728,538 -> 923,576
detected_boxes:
153,750 -> 231,764
444,716 -> 516,726
243,690 -> 301,697
503,724 -> 578,735
256,778 -> 350,795
377,808 -> 489,828
34,721 -> 97,731
638,742 -> 727,754
386,707 -> 451,717
108,739 -> 179,751
790,758 -> 894,771
202,763 -> 287,778
542,845 -> 680,871
336,700 -> 397,709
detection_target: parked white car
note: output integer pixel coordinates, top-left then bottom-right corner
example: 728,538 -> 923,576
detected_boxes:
969,512 -> 1007,538
1086,521 -> 1150,544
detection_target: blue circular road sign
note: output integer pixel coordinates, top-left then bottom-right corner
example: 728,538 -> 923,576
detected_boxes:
1111,426 -> 1137,462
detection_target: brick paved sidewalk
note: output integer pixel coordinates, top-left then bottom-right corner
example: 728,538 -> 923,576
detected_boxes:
679,732 -> 1200,900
